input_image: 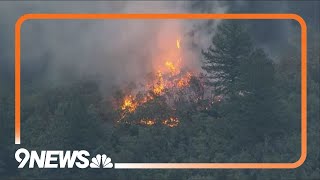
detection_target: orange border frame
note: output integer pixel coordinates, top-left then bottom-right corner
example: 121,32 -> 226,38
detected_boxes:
15,14 -> 307,169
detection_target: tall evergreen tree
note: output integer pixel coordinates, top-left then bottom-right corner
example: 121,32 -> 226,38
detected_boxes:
202,21 -> 280,146
239,49 -> 280,141
202,21 -> 253,97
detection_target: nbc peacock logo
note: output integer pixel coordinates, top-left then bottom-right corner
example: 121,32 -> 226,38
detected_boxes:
90,154 -> 113,168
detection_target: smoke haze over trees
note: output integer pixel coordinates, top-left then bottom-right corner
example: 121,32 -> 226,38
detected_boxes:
0,1 -> 319,179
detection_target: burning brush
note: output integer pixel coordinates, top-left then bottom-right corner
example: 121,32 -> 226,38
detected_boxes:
111,38 -> 207,128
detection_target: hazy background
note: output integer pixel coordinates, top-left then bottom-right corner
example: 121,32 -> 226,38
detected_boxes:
0,1 -> 319,179
0,0 -> 318,95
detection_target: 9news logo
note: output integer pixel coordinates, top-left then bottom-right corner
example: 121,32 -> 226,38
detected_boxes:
15,148 -> 113,169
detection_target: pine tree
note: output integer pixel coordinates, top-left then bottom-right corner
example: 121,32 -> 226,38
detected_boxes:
202,21 -> 280,146
239,49 -> 280,141
202,21 -> 253,97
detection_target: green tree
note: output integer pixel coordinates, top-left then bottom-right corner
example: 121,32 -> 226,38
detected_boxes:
202,21 -> 281,148
202,21 -> 252,97
238,49 -> 280,140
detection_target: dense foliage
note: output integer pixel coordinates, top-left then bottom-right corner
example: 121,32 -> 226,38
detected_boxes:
0,21 -> 319,180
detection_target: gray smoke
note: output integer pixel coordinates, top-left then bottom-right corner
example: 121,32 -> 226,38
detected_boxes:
0,1 -> 226,92
0,1 -> 318,93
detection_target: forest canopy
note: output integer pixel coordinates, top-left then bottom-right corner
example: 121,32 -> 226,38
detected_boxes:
1,20 -> 319,180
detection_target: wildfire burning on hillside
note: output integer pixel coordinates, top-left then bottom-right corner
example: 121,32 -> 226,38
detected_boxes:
111,38 -> 208,128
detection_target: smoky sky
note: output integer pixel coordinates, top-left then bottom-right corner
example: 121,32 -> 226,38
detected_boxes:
190,0 -> 319,59
0,1 -> 318,93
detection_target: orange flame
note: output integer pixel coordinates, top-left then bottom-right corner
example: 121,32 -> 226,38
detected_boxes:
165,61 -> 179,75
121,95 -> 138,113
162,117 -> 180,128
177,72 -> 192,88
140,119 -> 156,126
176,39 -> 180,49
116,38 -> 192,128
153,71 -> 165,95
